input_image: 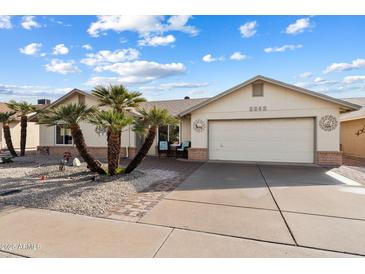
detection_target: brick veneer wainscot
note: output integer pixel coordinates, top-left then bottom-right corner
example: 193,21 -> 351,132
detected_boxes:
37,146 -> 137,159
316,151 -> 343,167
188,148 -> 208,161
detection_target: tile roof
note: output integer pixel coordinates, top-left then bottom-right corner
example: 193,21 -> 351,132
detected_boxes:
0,102 -> 12,113
341,97 -> 365,121
140,97 -> 209,116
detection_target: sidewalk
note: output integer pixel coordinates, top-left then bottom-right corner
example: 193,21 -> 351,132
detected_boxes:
0,205 -> 356,258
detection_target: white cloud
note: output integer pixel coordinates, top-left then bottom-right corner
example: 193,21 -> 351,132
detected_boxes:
202,54 -> 224,63
239,21 -> 257,38
81,48 -> 139,66
21,16 -> 41,30
85,76 -> 122,86
230,52 -> 247,61
324,59 -> 365,74
49,18 -> 71,27
87,15 -> 198,37
138,34 -> 176,47
52,44 -> 69,55
19,43 -> 42,56
0,83 -> 71,100
264,44 -> 303,53
299,72 -> 313,78
160,82 -> 209,89
286,18 -> 313,35
0,16 -> 12,29
82,44 -> 92,50
343,75 -> 365,84
45,59 -> 80,74
87,60 -> 186,85
165,15 -> 198,36
314,77 -> 337,85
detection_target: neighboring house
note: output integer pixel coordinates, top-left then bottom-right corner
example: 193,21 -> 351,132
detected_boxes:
31,75 -> 360,166
340,97 -> 365,159
0,103 -> 41,153
30,88 -> 206,158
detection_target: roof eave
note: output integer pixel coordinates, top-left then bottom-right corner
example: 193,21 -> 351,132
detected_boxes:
178,75 -> 362,116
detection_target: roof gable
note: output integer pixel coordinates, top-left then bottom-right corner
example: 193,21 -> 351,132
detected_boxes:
179,75 -> 361,116
29,88 -> 96,121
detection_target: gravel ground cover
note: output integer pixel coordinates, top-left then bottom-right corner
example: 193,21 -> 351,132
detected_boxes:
0,156 -> 178,216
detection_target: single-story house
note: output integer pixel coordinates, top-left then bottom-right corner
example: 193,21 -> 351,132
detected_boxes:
31,75 -> 361,166
340,97 -> 365,159
0,103 -> 40,153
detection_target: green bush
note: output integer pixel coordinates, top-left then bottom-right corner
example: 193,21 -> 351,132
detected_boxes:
115,167 -> 125,174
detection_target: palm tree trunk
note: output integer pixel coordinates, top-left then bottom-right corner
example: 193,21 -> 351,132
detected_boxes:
125,126 -> 156,174
20,115 -> 27,156
70,124 -> 106,175
108,131 -> 121,176
3,124 -> 17,157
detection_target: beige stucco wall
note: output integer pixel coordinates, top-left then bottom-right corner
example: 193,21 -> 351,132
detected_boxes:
38,93 -> 136,150
341,118 -> 365,158
1,120 -> 39,150
180,116 -> 191,142
189,82 -> 341,152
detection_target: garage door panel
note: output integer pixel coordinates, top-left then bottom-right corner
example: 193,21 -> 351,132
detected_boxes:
208,118 -> 314,163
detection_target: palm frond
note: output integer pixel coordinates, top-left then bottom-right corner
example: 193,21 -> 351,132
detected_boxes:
89,109 -> 134,133
0,111 -> 17,123
6,100 -> 37,116
91,84 -> 146,111
38,103 -> 96,127
133,106 -> 177,133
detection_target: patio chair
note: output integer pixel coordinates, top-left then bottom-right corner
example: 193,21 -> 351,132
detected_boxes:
158,141 -> 169,157
176,141 -> 191,159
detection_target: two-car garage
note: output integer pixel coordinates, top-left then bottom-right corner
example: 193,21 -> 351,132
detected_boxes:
181,76 -> 359,166
208,118 -> 315,163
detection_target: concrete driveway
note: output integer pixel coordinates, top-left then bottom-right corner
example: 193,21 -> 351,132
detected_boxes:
140,162 -> 365,257
1,162 -> 365,258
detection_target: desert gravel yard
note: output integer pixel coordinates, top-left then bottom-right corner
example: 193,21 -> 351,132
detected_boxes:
0,156 -> 178,217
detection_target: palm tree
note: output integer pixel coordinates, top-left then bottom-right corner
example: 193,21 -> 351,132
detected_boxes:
92,85 -> 146,112
125,106 -> 176,174
89,110 -> 133,175
91,84 -> 146,171
38,103 -> 106,175
0,111 -> 18,157
6,101 -> 37,156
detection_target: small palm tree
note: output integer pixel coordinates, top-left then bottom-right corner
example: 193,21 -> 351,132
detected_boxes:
6,101 -> 37,156
0,111 -> 18,157
92,84 -> 146,172
89,110 -> 133,175
125,107 -> 176,174
38,103 -> 106,175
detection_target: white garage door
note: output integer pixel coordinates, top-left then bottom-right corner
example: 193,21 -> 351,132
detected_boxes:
209,118 -> 314,163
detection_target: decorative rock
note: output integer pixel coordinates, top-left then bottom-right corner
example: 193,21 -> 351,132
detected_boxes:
73,158 -> 81,167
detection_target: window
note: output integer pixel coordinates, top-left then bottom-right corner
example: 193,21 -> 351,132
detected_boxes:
252,82 -> 264,97
56,125 -> 73,145
158,124 -> 180,144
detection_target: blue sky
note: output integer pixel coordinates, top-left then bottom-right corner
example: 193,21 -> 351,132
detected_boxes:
0,15 -> 365,103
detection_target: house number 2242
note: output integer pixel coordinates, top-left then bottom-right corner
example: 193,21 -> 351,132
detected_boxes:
249,106 -> 267,111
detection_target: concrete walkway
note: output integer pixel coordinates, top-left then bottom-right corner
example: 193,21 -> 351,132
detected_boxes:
1,162 -> 365,257
0,205 -> 355,258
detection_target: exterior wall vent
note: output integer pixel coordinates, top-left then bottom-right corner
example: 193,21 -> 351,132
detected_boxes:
252,82 -> 264,97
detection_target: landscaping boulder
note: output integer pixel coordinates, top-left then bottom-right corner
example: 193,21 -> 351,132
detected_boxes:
73,157 -> 81,167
